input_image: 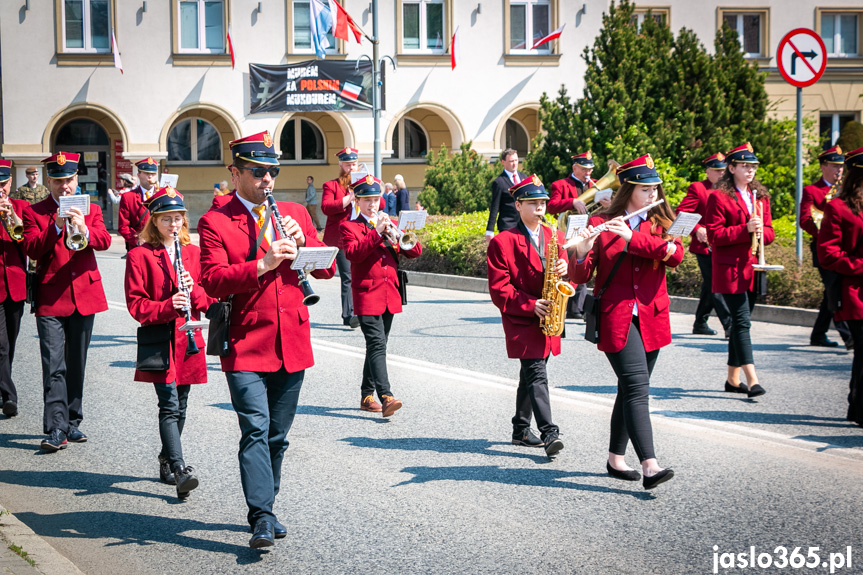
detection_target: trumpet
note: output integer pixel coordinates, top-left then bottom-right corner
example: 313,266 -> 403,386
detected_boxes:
65,222 -> 88,251
1,207 -> 23,241
557,160 -> 621,233
376,216 -> 417,250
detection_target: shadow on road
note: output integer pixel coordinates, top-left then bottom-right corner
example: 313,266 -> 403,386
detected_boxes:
0,432 -> 49,452
653,409 -> 852,429
297,405 -> 386,423
89,334 -> 136,348
14,511 -> 265,565
339,436 -> 549,463
0,470 -> 183,503
792,434 -> 863,450
559,385 -> 740,402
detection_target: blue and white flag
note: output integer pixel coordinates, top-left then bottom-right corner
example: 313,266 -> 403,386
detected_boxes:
310,0 -> 334,58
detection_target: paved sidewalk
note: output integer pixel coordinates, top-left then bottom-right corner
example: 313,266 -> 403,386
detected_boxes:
0,506 -> 83,575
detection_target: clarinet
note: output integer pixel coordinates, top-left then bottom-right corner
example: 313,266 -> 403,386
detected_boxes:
173,231 -> 200,355
263,190 -> 320,306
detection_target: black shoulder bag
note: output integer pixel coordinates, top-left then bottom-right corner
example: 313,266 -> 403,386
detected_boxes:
583,249 -> 627,344
136,321 -> 174,371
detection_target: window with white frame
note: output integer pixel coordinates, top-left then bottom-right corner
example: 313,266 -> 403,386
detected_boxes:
178,0 -> 225,53
280,119 -> 326,162
631,8 -> 669,30
821,14 -> 858,57
62,0 -> 111,52
167,119 -> 222,162
722,12 -> 764,57
820,113 -> 856,148
292,1 -> 337,54
402,0 -> 446,52
391,118 -> 428,160
510,0 -> 551,52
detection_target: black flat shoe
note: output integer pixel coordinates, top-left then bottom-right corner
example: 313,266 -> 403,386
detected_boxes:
643,468 -> 674,489
724,381 -> 749,394
175,466 -> 199,499
692,324 -> 718,336
606,461 -> 640,481
2,400 -> 17,417
810,336 -> 839,348
747,384 -> 766,398
249,520 -> 275,549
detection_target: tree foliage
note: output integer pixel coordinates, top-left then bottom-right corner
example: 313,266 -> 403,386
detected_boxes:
418,143 -> 498,215
837,121 -> 863,152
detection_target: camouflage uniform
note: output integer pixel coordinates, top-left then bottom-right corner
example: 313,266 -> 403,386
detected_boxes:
12,184 -> 49,205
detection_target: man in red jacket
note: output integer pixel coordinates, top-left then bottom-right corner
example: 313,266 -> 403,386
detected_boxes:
22,152 -> 111,451
199,131 -> 335,549
118,157 -> 159,254
0,159 -> 27,418
677,153 -> 732,337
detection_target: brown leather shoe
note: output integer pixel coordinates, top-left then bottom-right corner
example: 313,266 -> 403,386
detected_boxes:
381,395 -> 403,418
361,395 -> 382,412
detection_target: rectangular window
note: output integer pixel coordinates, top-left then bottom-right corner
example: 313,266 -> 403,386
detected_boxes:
721,11 -> 767,57
178,0 -> 224,53
509,0 -> 551,52
292,0 -> 336,54
821,13 -> 858,57
401,0 -> 445,53
820,113 -> 856,148
62,0 -> 111,52
631,7 -> 670,30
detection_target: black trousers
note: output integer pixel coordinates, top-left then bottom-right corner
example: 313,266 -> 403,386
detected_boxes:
335,249 -> 353,320
0,298 -> 25,405
154,382 -> 191,472
845,320 -> 863,426
724,291 -> 756,367
694,253 -> 731,330
605,318 -> 659,462
36,312 -> 95,434
512,357 -> 558,438
567,283 -> 588,315
358,312 -> 394,400
812,264 -> 852,343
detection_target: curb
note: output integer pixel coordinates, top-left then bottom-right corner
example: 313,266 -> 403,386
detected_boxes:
403,270 -> 818,328
0,505 -> 85,575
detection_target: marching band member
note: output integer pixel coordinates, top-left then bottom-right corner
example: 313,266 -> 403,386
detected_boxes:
118,158 -> 159,254
487,175 -> 568,459
199,131 -> 335,548
817,147 -> 863,428
125,187 -> 214,499
704,143 -> 773,398
340,176 -> 422,417
677,153 -> 732,337
571,154 -> 681,489
801,146 -> 852,349
22,152 -> 111,452
0,159 -> 27,418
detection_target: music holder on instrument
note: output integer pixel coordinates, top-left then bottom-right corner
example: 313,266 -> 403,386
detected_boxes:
666,212 -> 702,238
563,214 -> 589,239
58,195 -> 91,217
291,246 -> 338,275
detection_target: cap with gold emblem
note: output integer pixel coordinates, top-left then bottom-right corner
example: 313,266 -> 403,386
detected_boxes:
845,147 -> 863,169
135,157 -> 159,174
42,152 -> 80,179
702,152 -> 727,170
229,131 -> 279,166
146,186 -> 186,214
0,159 -> 12,183
509,174 -> 549,201
725,143 -> 759,164
617,154 -> 662,185
571,151 -> 595,168
349,175 -> 382,197
818,145 -> 844,165
336,147 -> 360,162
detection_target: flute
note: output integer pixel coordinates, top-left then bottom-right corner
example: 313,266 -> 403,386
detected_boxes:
562,199 -> 665,250
263,189 -> 320,306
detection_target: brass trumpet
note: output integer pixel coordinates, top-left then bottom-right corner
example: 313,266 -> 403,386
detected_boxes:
557,159 -> 620,233
2,210 -> 23,241
65,222 -> 88,251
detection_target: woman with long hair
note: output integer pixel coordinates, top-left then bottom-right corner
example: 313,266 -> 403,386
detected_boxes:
704,143 -> 774,399
571,154 -> 682,489
818,147 -> 863,427
124,187 -> 214,499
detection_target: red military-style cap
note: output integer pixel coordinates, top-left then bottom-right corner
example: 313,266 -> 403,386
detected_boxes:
42,152 -> 80,179
229,131 -> 279,166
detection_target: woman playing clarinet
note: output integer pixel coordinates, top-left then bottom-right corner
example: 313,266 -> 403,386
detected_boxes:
704,143 -> 773,399
570,155 -> 682,489
124,187 -> 214,499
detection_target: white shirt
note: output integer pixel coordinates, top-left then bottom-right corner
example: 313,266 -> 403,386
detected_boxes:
236,193 -> 274,244
504,169 -> 520,185
736,185 -> 754,215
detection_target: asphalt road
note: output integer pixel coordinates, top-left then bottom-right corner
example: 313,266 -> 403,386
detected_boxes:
0,239 -> 861,575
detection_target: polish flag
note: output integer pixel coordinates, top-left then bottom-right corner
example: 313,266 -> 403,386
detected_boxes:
531,23 -> 565,50
227,24 -> 235,69
341,81 -> 362,101
450,26 -> 460,70
329,0 -> 363,43
111,29 -> 123,74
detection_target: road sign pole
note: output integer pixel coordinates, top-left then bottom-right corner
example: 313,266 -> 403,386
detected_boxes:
796,86 -> 803,265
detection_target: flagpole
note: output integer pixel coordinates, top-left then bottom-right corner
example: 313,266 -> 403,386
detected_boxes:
372,0 -> 381,178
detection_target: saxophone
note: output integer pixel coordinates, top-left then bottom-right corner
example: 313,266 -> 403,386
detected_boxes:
540,225 -> 576,337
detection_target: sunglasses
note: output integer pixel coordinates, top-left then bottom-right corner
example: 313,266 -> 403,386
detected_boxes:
236,166 -> 280,179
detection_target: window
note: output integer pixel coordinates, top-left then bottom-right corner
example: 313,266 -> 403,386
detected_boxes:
820,113 -> 856,148
391,118 -> 428,160
510,0 -> 551,52
167,119 -> 222,162
821,13 -> 858,57
55,119 -> 109,146
178,0 -> 225,53
402,0 -> 446,52
502,119 -> 529,157
631,7 -> 669,30
280,119 -> 326,162
291,0 -> 337,55
719,10 -> 769,57
62,0 -> 111,52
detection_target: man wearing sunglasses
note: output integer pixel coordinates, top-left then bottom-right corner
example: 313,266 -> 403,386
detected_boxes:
198,131 -> 336,549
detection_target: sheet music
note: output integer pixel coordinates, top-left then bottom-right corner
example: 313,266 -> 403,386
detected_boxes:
564,214 -> 589,239
397,210 -> 427,230
667,212 -> 702,237
291,246 -> 338,271
159,174 -> 179,189
58,195 -> 91,216
593,189 -> 613,203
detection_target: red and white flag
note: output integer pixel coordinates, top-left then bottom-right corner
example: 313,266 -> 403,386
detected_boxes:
329,0 -> 363,43
111,29 -> 123,74
450,26 -> 460,70
340,81 -> 362,101
226,24 -> 235,69
531,23 -> 565,50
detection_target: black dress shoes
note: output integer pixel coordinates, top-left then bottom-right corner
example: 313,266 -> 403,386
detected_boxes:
692,324 -> 718,336
543,431 -> 564,458
511,428 -> 544,447
724,380 -> 749,394
158,456 -> 176,485
250,520 -> 287,539
343,316 -> 360,329
606,461 -> 640,481
643,468 -> 674,489
175,466 -> 199,499
747,384 -> 766,398
2,400 -> 17,417
810,335 -> 839,348
67,427 -> 87,443
249,520 -> 275,549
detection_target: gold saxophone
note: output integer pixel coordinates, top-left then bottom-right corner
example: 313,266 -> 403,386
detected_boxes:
540,226 -> 576,337
810,176 -> 842,231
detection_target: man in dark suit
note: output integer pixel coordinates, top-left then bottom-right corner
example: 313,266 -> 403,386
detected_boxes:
22,152 -> 111,451
485,148 -> 527,240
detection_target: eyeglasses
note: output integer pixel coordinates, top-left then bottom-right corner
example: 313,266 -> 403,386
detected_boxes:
236,166 -> 280,179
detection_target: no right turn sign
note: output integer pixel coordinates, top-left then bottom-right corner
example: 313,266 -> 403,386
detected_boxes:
777,28 -> 827,88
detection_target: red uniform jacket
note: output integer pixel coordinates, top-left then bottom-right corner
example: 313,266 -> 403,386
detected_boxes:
118,186 -> 151,245
211,190 -> 235,212
548,175 -> 595,215
571,215 -> 684,354
22,197 -> 111,317
321,179 -> 352,248
800,179 -> 831,238
676,179 -> 713,255
125,243 -> 215,384
817,198 -> 863,321
340,216 -> 422,316
0,199 -> 29,303
704,188 -> 774,295
199,195 -> 336,373
487,224 -> 571,359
